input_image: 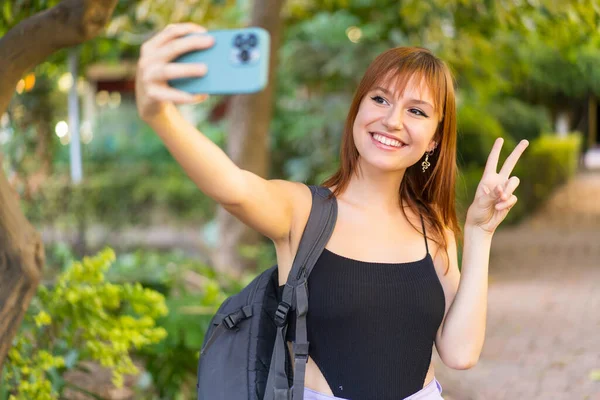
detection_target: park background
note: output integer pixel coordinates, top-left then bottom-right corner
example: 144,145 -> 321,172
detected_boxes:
0,0 -> 599,399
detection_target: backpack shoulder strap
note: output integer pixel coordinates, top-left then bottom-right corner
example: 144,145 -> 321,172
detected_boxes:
265,184 -> 337,400
289,185 -> 337,282
277,185 -> 336,305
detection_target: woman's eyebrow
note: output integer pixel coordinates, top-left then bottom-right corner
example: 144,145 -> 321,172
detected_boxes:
374,86 -> 393,96
408,99 -> 434,109
373,87 -> 434,109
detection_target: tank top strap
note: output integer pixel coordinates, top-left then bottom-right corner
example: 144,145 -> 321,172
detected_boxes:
419,214 -> 429,255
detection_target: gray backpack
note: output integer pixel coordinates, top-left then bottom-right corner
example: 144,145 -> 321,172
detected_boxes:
197,185 -> 337,400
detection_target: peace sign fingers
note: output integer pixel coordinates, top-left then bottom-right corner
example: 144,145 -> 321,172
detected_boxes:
484,138 -> 530,178
468,138 -> 530,232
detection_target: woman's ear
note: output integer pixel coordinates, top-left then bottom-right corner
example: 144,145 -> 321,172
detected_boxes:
428,140 -> 438,153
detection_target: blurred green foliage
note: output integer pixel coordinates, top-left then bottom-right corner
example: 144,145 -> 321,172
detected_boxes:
11,244 -> 253,399
22,164 -> 216,229
456,102 -> 516,169
510,133 -> 583,221
489,98 -> 552,142
1,248 -> 168,400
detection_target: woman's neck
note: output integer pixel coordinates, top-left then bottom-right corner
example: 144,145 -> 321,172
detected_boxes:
340,165 -> 406,214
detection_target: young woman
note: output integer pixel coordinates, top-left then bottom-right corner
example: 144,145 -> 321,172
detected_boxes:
136,23 -> 529,400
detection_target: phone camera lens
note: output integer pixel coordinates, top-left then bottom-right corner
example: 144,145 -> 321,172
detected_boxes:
240,49 -> 250,62
234,34 -> 244,48
247,34 -> 258,47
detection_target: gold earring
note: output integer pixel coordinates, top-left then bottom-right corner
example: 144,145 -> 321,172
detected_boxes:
422,150 -> 434,172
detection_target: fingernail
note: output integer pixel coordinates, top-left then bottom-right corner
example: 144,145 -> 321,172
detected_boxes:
483,186 -> 490,195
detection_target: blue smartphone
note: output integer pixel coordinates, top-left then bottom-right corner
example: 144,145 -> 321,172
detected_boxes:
169,27 -> 270,95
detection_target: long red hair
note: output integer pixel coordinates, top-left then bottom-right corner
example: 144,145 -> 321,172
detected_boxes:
322,47 -> 460,274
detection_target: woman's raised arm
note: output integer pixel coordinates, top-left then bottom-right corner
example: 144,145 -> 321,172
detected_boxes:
136,23 -> 304,242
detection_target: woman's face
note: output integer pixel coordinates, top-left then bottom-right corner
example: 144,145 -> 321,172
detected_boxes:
352,75 -> 440,173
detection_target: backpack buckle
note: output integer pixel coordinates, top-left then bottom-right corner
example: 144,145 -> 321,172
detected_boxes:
274,301 -> 290,327
223,314 -> 238,330
223,310 -> 243,330
293,342 -> 309,362
222,306 -> 253,330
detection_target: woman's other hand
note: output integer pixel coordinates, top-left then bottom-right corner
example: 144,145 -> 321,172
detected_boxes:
466,138 -> 529,234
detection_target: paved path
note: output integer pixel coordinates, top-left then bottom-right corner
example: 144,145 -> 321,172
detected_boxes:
434,171 -> 600,400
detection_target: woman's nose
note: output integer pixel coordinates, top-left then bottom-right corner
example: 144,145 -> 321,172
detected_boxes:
382,106 -> 403,131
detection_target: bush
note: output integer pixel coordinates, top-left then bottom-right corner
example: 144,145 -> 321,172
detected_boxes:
510,133 -> 582,222
489,98 -> 552,142
1,248 -> 168,400
4,244 -> 253,400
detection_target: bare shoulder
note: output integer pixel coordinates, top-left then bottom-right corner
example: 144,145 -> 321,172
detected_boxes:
268,179 -> 312,203
268,180 -> 313,228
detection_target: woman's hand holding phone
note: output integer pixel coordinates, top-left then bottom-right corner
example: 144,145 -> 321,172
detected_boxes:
135,23 -> 213,123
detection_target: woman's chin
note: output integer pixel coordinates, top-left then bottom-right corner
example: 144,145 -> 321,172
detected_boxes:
358,156 -> 407,174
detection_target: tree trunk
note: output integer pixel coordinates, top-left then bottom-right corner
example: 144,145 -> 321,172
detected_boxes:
0,0 -> 118,374
215,0 -> 285,275
0,172 -> 45,372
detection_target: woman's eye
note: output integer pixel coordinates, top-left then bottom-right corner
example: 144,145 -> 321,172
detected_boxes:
409,108 -> 428,117
371,95 -> 388,105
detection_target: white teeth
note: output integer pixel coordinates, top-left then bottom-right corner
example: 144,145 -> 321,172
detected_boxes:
372,133 -> 403,148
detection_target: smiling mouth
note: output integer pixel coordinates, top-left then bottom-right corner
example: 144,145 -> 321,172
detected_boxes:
369,132 -> 407,149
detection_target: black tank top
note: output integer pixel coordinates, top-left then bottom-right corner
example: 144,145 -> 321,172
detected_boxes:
283,215 -> 446,400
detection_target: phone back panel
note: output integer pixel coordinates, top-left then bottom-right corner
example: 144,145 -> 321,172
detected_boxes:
169,27 -> 270,95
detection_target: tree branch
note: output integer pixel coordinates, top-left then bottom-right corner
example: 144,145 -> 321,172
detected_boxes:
0,0 -> 118,115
